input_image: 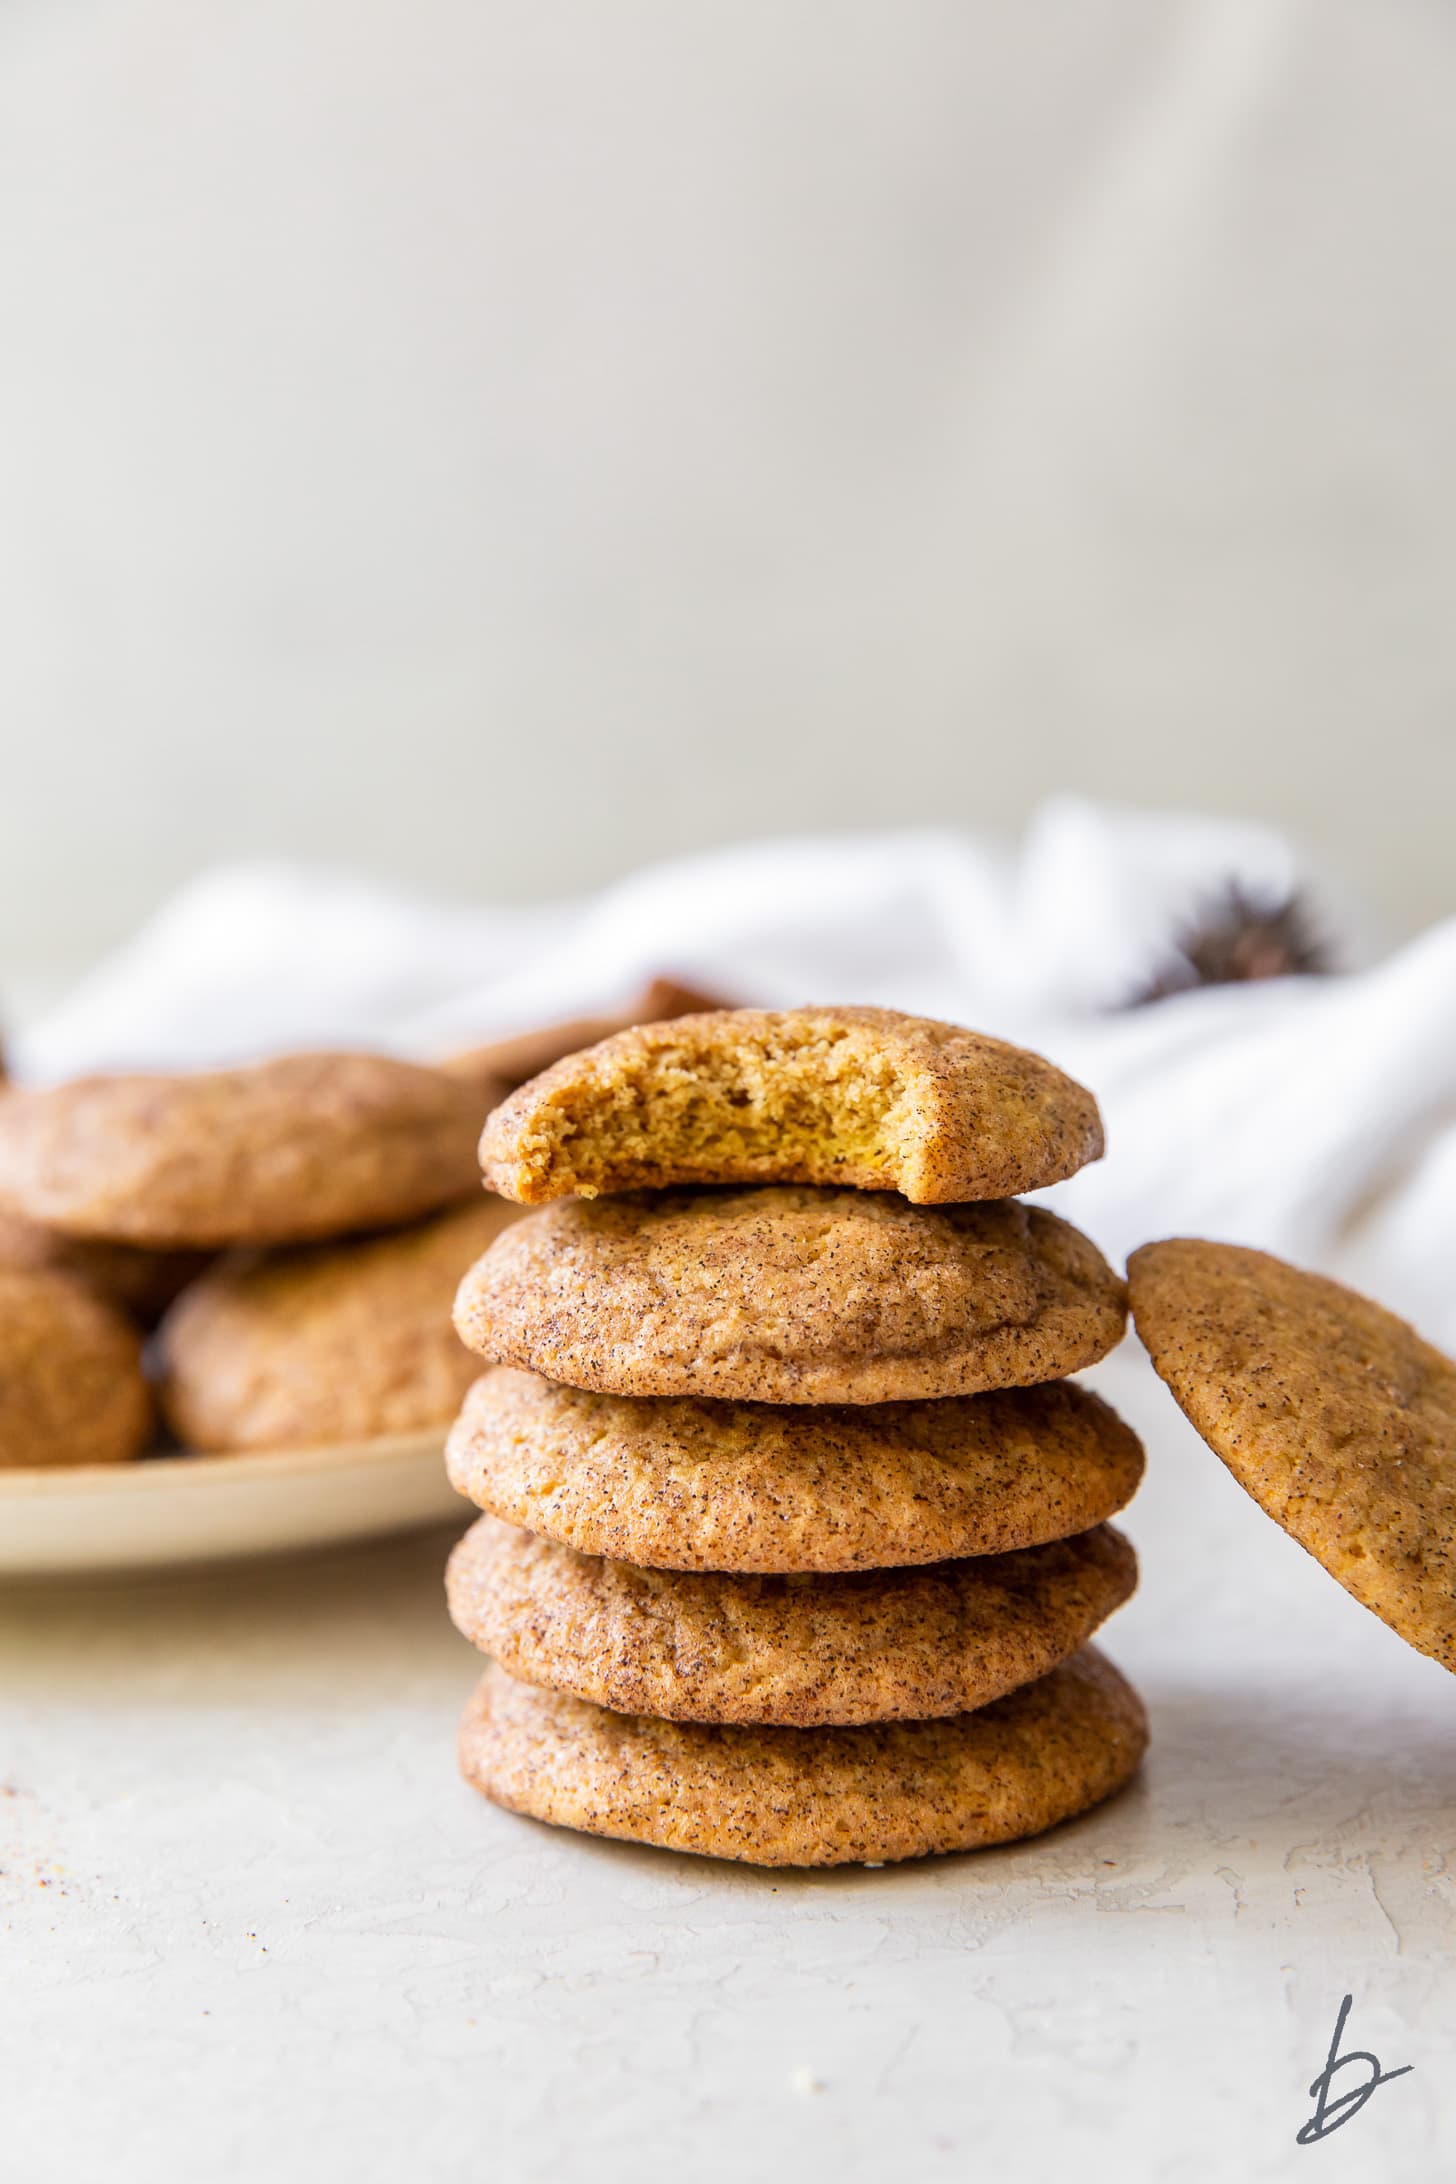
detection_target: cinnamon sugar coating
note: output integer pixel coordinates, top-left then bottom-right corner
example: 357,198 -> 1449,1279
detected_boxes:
459,1647 -> 1148,1866
447,1514 -> 1137,1725
454,1187 -> 1127,1403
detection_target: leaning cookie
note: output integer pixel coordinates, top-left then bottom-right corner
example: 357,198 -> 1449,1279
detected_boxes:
0,1265 -> 152,1466
1131,1237 -> 1456,1675
459,1647 -> 1147,1867
0,1053 -> 485,1248
447,1515 -> 1137,1726
156,1197 -> 523,1452
446,1369 -> 1144,1571
480,1006 -> 1104,1206
454,1188 -> 1126,1403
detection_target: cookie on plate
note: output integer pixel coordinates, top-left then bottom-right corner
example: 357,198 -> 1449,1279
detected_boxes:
459,1646 -> 1147,1866
447,1514 -> 1137,1726
0,1205 -> 207,1324
446,1368 -> 1144,1571
0,1054 -> 485,1248
479,1006 -> 1104,1206
0,1264 -> 152,1467
157,1197 -> 523,1452
1131,1237 -> 1456,1673
454,1188 -> 1126,1403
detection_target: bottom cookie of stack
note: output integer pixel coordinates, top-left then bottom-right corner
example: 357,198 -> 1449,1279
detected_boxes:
458,1649 -> 1147,1869
447,1512 -> 1147,1867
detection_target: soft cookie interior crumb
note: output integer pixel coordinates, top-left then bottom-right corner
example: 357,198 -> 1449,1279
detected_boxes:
512,1024 -> 916,1196
480,1006 -> 1105,1206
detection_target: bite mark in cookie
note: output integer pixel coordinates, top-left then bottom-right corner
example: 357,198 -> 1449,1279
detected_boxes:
480,1007 -> 1103,1206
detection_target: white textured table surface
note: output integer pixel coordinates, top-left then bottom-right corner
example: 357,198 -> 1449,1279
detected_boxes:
3,1351 -> 1452,2184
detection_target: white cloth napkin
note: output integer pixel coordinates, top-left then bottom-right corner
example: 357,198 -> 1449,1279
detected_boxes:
14,797 -> 1454,1343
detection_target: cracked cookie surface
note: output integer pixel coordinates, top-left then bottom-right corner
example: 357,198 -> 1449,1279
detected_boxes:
459,1646 -> 1148,1866
446,1367 -> 1144,1570
454,1187 -> 1126,1403
447,1514 -> 1137,1725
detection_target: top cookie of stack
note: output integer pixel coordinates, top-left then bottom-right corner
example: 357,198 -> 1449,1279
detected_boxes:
448,1008 -> 1146,1867
476,1005 -> 1104,1207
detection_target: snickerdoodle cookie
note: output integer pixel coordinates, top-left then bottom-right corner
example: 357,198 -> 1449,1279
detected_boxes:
446,1368 -> 1144,1571
447,1515 -> 1137,1726
479,1006 -> 1103,1206
454,1188 -> 1126,1403
157,1197 -> 522,1452
0,1205 -> 207,1324
459,1646 -> 1147,1866
0,1054 -> 484,1248
0,1265 -> 152,1467
1131,1237 -> 1456,1673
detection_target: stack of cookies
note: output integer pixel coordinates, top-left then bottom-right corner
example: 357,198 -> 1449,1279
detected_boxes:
445,1008 -> 1149,1868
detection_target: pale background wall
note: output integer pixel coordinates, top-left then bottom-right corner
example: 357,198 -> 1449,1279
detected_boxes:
1,0 -> 1452,989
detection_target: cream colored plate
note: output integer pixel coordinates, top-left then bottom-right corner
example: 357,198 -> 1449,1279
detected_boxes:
0,1431 -> 463,1578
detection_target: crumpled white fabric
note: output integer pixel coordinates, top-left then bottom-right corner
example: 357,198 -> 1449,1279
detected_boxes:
13,797 -> 1453,1343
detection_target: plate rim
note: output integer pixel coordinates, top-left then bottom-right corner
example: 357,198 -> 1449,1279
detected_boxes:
0,1426 -> 448,1500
